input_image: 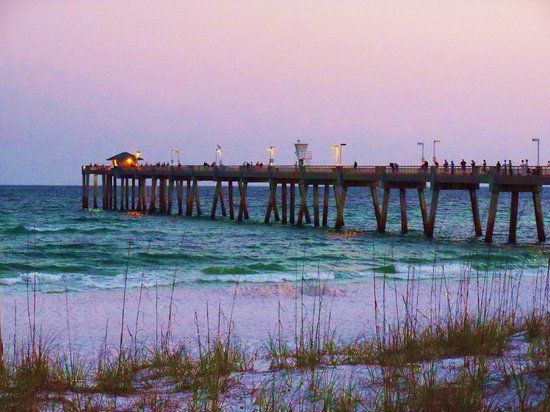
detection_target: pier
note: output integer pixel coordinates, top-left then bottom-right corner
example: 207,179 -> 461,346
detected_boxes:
82,163 -> 549,243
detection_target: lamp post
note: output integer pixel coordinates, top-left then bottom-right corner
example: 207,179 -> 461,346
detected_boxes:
332,143 -> 346,165
339,143 -> 346,164
216,145 -> 222,165
433,139 -> 441,163
417,142 -> 425,163
331,145 -> 339,165
268,146 -> 275,166
171,149 -> 180,165
532,138 -> 540,166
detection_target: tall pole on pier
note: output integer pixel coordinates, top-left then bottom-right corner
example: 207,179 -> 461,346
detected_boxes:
339,143 -> 346,165
433,139 -> 440,163
171,149 -> 180,165
532,138 -> 540,166
216,145 -> 222,165
417,142 -> 425,163
332,143 -> 346,165
268,146 -> 276,166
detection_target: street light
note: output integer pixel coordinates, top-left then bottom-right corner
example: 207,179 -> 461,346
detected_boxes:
268,146 -> 276,166
216,145 -> 222,164
417,142 -> 425,163
433,139 -> 441,163
532,138 -> 540,166
171,149 -> 180,165
332,143 -> 347,165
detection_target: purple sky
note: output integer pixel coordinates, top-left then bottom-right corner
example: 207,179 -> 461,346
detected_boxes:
1,1 -> 549,184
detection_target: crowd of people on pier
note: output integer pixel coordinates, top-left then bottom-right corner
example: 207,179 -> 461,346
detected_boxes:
384,158 -> 545,176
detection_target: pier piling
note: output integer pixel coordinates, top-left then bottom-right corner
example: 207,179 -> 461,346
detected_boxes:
533,191 -> 546,242
484,191 -> 499,243
399,188 -> 408,233
323,184 -> 330,227
290,183 -> 296,224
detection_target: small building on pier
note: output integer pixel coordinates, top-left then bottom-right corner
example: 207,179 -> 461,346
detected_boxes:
107,152 -> 142,168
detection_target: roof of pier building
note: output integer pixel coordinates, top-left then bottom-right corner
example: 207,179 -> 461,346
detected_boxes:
107,152 -> 143,167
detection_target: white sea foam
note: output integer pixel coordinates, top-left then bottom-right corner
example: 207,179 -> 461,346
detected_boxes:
19,272 -> 64,283
202,271 -> 335,284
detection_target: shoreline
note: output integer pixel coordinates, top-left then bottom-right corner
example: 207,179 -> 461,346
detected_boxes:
1,273 -> 541,358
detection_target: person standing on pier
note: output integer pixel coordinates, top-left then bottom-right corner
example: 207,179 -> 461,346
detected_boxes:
471,160 -> 476,175
460,159 -> 467,174
496,160 -> 501,173
482,160 -> 487,174
450,160 -> 455,175
503,160 -> 507,175
508,160 -> 512,175
444,159 -> 449,174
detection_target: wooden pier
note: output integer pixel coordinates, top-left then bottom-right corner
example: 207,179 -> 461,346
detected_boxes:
82,164 -> 550,243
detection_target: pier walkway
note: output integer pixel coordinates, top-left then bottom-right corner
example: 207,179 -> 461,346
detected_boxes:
82,164 -> 550,243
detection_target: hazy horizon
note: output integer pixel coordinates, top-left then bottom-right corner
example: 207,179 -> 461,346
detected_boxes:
1,1 -> 549,184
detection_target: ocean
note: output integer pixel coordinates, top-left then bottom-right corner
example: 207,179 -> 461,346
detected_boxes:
1,185 -> 548,293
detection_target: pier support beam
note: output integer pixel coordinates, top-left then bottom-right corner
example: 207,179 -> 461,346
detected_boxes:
508,191 -> 519,243
426,189 -> 440,238
484,192 -> 499,243
265,179 -> 278,223
334,185 -> 348,230
137,178 -> 142,211
102,175 -> 107,209
167,178 -> 174,215
533,191 -> 546,242
290,183 -> 296,225
186,180 -> 192,216
297,182 -> 311,226
176,179 -> 183,215
379,188 -> 390,233
125,178 -> 130,210
149,178 -> 157,213
120,178 -> 125,210
313,184 -> 320,227
418,188 -> 429,234
141,178 -> 148,211
237,180 -> 249,221
323,184 -> 330,227
82,173 -> 89,209
399,188 -> 408,233
370,187 -> 382,232
159,178 -> 166,213
211,180 -> 226,219
113,177 -> 117,211
281,183 -> 288,224
92,174 -> 98,209
131,178 -> 136,210
192,179 -> 201,216
469,190 -> 483,237
228,181 -> 235,220
108,176 -> 113,210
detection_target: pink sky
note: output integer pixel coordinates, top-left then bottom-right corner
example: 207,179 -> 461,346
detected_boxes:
1,1 -> 549,184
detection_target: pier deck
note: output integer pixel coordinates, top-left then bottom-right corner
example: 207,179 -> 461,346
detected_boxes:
82,164 -> 550,243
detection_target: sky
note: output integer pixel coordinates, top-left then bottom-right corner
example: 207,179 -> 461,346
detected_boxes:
1,1 -> 549,184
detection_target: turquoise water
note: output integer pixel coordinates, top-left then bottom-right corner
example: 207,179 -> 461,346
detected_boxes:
0,185 -> 548,292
